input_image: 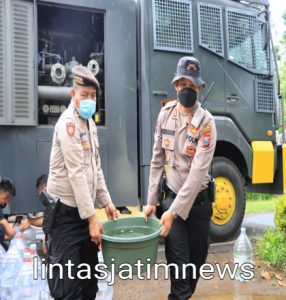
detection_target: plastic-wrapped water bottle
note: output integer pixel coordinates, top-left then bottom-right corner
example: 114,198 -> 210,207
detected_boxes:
1,238 -> 22,300
0,243 -> 6,266
233,227 -> 253,282
13,228 -> 28,258
0,243 -> 7,299
29,243 -> 53,300
16,250 -> 40,300
22,226 -> 36,246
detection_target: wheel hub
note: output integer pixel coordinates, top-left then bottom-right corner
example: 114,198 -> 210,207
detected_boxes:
211,177 -> 236,225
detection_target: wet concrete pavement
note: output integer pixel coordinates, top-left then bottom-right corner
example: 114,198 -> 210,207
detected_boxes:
33,211 -> 285,299
192,295 -> 286,300
243,212 -> 275,231
113,212 -> 286,299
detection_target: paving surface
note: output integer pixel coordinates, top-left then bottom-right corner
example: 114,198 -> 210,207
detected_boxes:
26,209 -> 286,299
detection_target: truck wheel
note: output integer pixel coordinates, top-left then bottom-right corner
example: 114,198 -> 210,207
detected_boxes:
210,156 -> 246,242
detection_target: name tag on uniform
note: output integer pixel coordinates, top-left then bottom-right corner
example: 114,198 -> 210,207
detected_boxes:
80,131 -> 91,151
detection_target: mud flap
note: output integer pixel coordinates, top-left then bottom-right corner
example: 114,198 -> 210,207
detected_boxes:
247,145 -> 284,194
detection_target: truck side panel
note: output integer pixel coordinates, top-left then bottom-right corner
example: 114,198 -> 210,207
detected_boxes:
0,0 -> 139,213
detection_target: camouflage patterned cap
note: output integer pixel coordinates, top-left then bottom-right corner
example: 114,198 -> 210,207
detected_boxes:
72,65 -> 100,90
172,56 -> 205,88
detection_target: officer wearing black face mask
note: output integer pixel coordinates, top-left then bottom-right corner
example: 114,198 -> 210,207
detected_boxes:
177,87 -> 198,108
145,56 -> 217,299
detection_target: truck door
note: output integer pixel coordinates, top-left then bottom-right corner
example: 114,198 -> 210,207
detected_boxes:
223,6 -> 275,142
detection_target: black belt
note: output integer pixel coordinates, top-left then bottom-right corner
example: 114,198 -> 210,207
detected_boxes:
58,202 -> 81,218
166,187 -> 209,206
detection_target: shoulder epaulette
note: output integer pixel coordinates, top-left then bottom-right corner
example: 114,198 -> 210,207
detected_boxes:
191,106 -> 205,129
161,100 -> 177,111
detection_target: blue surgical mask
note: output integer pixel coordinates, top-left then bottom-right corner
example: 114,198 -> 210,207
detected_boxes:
78,100 -> 96,120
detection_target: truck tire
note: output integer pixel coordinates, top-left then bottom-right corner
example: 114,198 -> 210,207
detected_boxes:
210,156 -> 246,242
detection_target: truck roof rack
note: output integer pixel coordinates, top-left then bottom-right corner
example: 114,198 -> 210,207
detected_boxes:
231,0 -> 269,7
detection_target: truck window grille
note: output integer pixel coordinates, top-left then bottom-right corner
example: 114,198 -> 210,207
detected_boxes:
226,8 -> 270,74
198,3 -> 224,56
0,0 -> 4,120
255,80 -> 275,113
152,0 -> 193,53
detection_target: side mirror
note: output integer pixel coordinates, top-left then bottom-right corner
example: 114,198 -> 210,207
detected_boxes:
262,21 -> 270,51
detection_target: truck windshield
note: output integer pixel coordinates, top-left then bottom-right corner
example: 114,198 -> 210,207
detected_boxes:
227,9 -> 269,73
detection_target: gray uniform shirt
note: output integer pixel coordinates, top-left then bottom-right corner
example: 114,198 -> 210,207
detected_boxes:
147,101 -> 217,220
47,101 -> 111,219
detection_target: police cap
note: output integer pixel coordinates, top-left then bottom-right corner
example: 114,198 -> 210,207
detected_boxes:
72,65 -> 100,90
172,56 -> 205,88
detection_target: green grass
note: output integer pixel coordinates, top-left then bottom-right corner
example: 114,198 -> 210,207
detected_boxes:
245,193 -> 278,214
246,193 -> 274,201
257,228 -> 286,272
256,194 -> 286,272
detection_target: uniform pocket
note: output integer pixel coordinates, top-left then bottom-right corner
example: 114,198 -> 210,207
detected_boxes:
47,254 -> 64,299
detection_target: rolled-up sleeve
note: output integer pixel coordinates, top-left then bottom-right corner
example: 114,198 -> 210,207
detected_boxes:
147,111 -> 165,205
169,117 -> 217,220
58,120 -> 95,219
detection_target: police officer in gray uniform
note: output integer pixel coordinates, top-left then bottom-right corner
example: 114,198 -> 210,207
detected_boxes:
144,57 -> 217,299
47,66 -> 118,300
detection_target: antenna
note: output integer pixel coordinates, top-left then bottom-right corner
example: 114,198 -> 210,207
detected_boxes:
201,82 -> 215,107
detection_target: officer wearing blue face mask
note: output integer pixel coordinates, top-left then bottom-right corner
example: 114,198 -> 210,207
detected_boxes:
47,65 -> 119,300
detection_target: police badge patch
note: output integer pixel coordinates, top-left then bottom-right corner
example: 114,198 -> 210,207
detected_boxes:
202,125 -> 211,148
66,122 -> 75,137
202,137 -> 211,148
164,138 -> 170,147
188,125 -> 199,135
185,145 -> 196,156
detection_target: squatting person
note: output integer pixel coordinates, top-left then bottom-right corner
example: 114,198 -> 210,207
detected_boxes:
0,177 -> 29,250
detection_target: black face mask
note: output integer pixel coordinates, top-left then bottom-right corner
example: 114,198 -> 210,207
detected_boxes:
0,203 -> 6,209
178,87 -> 197,108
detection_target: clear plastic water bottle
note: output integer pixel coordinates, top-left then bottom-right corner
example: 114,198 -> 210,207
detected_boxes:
233,227 -> 253,282
29,243 -> 42,278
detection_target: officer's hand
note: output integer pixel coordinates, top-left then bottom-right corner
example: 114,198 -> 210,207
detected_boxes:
160,211 -> 174,237
18,218 -> 31,231
42,240 -> 48,256
88,215 -> 103,244
104,203 -> 119,220
144,204 -> 156,222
